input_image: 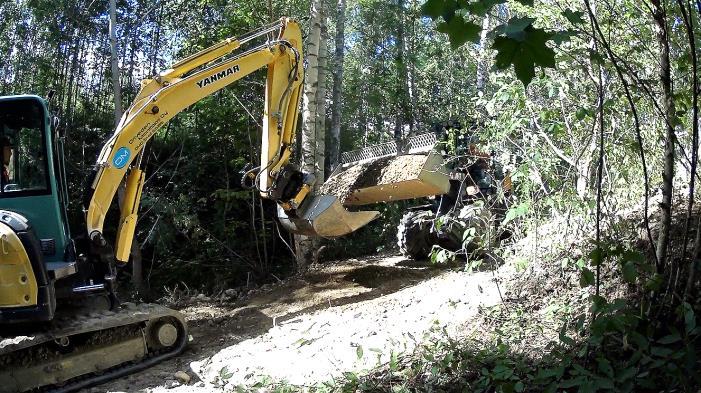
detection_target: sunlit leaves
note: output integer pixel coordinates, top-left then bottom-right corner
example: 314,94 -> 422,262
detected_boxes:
421,1 -> 559,87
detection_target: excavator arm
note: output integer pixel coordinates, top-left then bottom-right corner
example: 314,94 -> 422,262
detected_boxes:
85,18 -> 378,263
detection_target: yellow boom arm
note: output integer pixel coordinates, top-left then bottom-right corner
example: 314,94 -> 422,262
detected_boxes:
86,18 -> 377,264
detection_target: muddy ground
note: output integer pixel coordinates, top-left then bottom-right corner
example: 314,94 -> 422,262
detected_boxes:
89,254 -> 502,392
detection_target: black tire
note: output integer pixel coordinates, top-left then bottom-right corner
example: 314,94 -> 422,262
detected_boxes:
397,210 -> 437,260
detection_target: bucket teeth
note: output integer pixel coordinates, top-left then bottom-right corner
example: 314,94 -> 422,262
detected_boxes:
278,195 -> 379,238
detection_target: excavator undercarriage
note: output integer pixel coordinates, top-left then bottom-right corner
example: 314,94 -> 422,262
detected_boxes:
0,303 -> 187,392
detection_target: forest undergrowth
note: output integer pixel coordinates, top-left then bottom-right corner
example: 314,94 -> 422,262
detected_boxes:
262,195 -> 701,393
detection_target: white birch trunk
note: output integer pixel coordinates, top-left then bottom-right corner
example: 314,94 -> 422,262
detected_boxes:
296,0 -> 326,268
329,0 -> 346,173
315,11 -> 328,185
476,14 -> 490,93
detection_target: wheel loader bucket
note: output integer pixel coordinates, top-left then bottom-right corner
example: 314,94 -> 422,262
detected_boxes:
323,149 -> 451,206
278,195 -> 379,238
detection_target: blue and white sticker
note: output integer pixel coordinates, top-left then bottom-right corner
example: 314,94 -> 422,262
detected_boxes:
112,147 -> 131,169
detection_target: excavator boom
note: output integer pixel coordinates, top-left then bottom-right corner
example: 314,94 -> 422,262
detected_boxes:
85,18 -> 377,264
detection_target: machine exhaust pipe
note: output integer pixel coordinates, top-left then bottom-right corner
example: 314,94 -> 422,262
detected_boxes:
278,195 -> 379,238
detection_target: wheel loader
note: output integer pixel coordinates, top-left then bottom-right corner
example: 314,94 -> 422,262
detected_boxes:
323,121 -> 512,260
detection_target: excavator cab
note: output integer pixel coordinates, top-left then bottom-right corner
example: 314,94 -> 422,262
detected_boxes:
0,95 -> 76,323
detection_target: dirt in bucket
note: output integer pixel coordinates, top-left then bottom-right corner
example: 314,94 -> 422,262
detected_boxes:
320,154 -> 428,202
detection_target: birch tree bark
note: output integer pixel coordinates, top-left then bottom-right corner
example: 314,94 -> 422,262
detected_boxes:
328,0 -> 346,173
475,14 -> 490,93
296,0 -> 326,268
394,0 -> 411,141
315,13 -> 329,184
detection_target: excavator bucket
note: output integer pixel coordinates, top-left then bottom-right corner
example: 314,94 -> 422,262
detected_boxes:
322,133 -> 451,206
278,195 -> 380,238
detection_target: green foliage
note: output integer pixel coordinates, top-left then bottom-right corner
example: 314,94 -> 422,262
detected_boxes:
421,0 -> 560,86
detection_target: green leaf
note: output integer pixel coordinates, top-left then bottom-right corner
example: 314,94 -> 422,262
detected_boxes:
590,247 -> 603,266
580,267 -> 595,287
616,367 -> 637,382
504,17 -> 536,39
502,201 -> 530,225
592,377 -> 615,390
465,0 -> 506,17
219,366 -> 234,380
629,332 -> 649,350
596,357 -> 614,378
645,274 -> 664,291
390,351 -> 399,371
437,16 -> 481,48
552,30 -> 576,44
559,376 -> 586,388
621,261 -> 637,283
493,364 -> 514,379
682,302 -> 696,334
657,333 -> 681,344
622,250 -> 645,263
515,0 -> 534,6
421,0 -> 451,19
559,323 -> 575,346
343,371 -> 359,382
356,345 -> 364,359
536,366 -> 565,379
650,346 -> 674,357
563,9 -> 585,25
492,26 -> 556,87
514,381 -> 525,392
493,17 -> 535,41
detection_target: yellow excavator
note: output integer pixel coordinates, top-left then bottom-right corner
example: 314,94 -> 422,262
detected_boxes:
0,17 -> 489,392
0,18 -> 382,392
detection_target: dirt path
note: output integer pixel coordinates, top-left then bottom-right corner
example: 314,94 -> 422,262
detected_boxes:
92,255 -> 502,392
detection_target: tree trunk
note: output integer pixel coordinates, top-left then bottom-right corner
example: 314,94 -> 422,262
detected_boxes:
328,0 -> 346,173
111,1 -> 144,291
682,0 -> 700,300
476,14 -> 490,93
652,0 -> 676,272
394,0 -> 411,141
296,0 -> 326,269
315,13 -> 328,184
109,0 -> 121,127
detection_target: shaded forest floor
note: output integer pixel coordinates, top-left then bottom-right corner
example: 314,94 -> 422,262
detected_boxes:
89,254 -> 503,392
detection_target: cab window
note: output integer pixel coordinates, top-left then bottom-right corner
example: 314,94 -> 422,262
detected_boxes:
0,99 -> 50,196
